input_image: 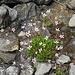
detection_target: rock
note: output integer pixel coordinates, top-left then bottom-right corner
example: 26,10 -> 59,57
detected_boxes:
0,51 -> 16,63
0,67 -> 6,75
69,63 -> 75,75
33,0 -> 53,5
0,6 -> 7,24
6,66 -> 19,75
69,14 -> 75,27
0,32 -> 19,52
56,54 -> 71,64
35,63 -> 51,75
20,58 -> 34,75
68,0 -> 75,9
2,4 -> 17,21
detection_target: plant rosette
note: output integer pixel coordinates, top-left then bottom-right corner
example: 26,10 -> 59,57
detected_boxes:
27,36 -> 60,63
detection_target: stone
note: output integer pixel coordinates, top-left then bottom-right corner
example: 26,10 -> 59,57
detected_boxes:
20,58 -> 34,75
0,32 -> 19,52
0,67 -> 6,75
56,54 -> 71,64
0,51 -> 16,63
6,66 -> 19,75
69,63 -> 75,75
33,0 -> 53,5
35,63 -> 51,75
68,0 -> 75,9
0,6 -> 7,24
69,14 -> 75,27
2,4 -> 17,21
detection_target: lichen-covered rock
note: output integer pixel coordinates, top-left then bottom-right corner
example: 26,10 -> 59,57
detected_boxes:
0,67 -> 6,75
0,32 -> 19,52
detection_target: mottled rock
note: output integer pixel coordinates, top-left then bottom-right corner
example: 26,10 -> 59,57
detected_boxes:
33,0 -> 53,5
0,67 -> 6,75
0,32 -> 19,52
6,66 -> 19,75
68,0 -> 75,9
0,51 -> 16,63
2,4 -> 17,21
69,14 -> 75,27
56,54 -> 71,64
69,63 -> 75,75
35,63 -> 51,75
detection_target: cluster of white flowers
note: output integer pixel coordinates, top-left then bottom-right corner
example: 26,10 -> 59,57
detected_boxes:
54,40 -> 59,44
46,9 -> 51,14
55,21 -> 59,25
28,23 -> 33,27
20,41 -> 24,45
39,48 -> 42,53
42,26 -> 46,30
25,31 -> 31,37
18,31 -> 25,37
21,25 -> 25,29
23,42 -> 28,46
41,12 -> 47,17
34,27 -> 39,32
39,42 -> 42,45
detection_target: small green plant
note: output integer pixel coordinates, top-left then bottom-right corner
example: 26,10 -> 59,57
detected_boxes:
56,68 -> 63,75
27,36 -> 59,62
43,16 -> 52,27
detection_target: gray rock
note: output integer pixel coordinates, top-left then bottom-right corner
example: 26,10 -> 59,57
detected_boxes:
69,14 -> 75,27
6,66 -> 19,75
2,4 -> 17,21
68,0 -> 75,9
56,54 -> 71,64
20,58 -> 34,75
33,0 -> 53,5
69,63 -> 75,75
0,6 -> 7,26
0,51 -> 16,63
0,67 -> 6,75
35,63 -> 51,75
0,32 -> 19,52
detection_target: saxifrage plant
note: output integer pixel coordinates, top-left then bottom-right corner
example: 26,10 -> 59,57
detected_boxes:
27,36 -> 60,62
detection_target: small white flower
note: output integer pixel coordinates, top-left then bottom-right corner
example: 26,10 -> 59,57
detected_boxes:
6,39 -> 10,44
42,44 -> 46,47
39,42 -> 42,45
42,26 -> 46,30
56,45 -> 63,50
39,48 -> 42,53
27,45 -> 32,50
0,29 -> 4,32
11,28 -> 15,32
35,52 -> 38,54
59,34 -> 64,38
18,31 -> 25,36
20,41 -> 24,45
55,28 -> 60,32
29,40 -> 32,43
21,25 -> 25,29
13,61 -> 16,65
46,9 -> 50,14
20,64 -> 24,69
25,31 -> 31,37
32,58 -> 36,63
55,53 -> 59,57
41,12 -> 47,17
33,23 -> 36,26
35,27 -> 39,32
28,23 -> 32,27
45,36 -> 49,40
19,48 -> 23,52
48,60 -> 51,63
55,21 -> 58,25
24,23 -> 26,26
54,40 -> 59,44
